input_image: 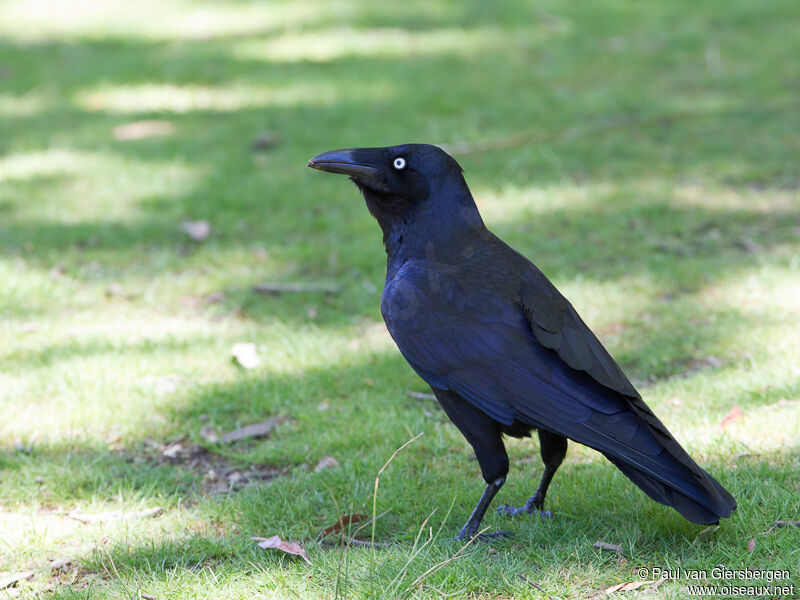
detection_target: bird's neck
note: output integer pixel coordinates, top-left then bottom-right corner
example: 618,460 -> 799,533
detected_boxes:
380,192 -> 486,275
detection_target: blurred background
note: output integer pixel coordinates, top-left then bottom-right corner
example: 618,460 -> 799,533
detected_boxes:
1,0 -> 798,597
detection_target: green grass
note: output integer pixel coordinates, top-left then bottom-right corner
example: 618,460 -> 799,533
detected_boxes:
1,0 -> 799,597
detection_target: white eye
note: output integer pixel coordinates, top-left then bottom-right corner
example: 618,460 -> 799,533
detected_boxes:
393,157 -> 406,170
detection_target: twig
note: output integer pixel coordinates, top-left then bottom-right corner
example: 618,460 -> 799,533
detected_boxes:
758,520 -> 800,535
252,282 -> 339,295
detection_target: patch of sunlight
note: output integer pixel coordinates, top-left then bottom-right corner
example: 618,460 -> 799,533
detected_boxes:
75,81 -> 395,114
696,265 -> 800,318
474,181 -> 612,225
0,148 -> 97,182
2,506 -> 191,569
232,26 -> 541,64
0,93 -> 52,117
0,0 -> 315,41
556,276 -> 653,334
0,310 -> 396,443
671,182 -> 800,213
0,508 -> 85,544
0,148 -> 201,223
721,399 -> 800,453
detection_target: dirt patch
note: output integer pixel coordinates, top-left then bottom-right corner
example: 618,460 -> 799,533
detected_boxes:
140,435 -> 286,495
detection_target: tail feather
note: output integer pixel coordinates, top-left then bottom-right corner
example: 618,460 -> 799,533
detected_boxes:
605,454 -> 736,524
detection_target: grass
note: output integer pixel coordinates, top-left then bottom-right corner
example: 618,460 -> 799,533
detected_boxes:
1,0 -> 799,597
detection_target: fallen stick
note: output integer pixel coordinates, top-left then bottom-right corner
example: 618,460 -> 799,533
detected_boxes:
253,282 -> 339,295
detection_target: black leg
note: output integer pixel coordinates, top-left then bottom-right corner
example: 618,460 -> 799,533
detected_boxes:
432,389 -> 513,540
456,476 -> 509,540
498,429 -> 567,517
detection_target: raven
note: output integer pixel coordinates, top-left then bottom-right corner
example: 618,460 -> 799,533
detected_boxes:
308,144 -> 736,539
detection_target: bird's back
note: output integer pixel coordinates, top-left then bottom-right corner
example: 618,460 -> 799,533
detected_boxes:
381,229 -> 736,524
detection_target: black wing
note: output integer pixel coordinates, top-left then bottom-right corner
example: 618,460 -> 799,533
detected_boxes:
382,256 -> 736,523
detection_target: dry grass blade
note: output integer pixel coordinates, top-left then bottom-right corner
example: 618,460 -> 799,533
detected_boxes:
405,527 -> 487,590
372,432 -> 424,544
692,525 -> 720,544
67,506 -> 163,524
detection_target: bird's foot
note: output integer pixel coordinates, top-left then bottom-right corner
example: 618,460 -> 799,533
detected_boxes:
496,504 -> 553,519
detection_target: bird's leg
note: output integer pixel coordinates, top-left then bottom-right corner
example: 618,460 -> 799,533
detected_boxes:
432,388 -> 513,540
498,430 -> 567,518
456,476 -> 511,540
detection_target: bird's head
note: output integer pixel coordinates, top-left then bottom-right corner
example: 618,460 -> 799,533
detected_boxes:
307,144 -> 475,234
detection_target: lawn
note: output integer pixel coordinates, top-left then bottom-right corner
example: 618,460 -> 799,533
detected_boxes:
1,0 -> 799,598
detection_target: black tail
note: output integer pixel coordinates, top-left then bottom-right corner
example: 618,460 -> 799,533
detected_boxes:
605,453 -> 736,524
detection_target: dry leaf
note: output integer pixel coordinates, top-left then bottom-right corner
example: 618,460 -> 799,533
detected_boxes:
314,456 -> 340,472
720,406 -> 743,428
0,571 -> 34,590
231,343 -> 261,369
113,120 -> 175,141
593,541 -> 624,553
252,535 -> 311,564
140,594 -> 156,600
179,220 -> 211,242
319,513 -> 369,539
747,538 -> 756,552
220,417 -> 283,443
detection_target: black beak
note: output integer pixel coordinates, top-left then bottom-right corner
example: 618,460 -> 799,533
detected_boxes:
307,148 -> 382,179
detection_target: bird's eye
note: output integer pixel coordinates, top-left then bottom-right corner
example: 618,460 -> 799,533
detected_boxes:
393,157 -> 406,170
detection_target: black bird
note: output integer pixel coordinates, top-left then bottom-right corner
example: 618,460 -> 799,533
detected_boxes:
307,144 -> 736,539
